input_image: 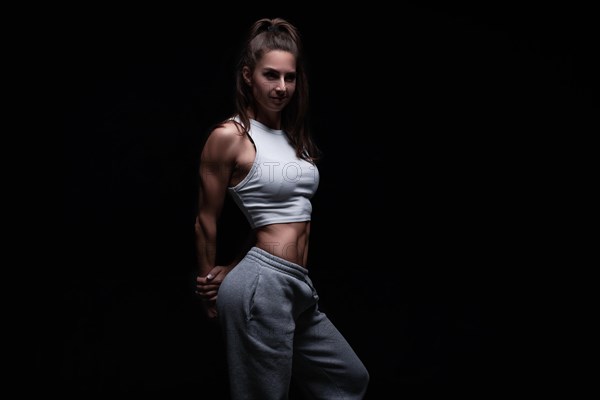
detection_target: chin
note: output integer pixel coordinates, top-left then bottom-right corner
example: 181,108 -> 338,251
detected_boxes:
269,105 -> 287,112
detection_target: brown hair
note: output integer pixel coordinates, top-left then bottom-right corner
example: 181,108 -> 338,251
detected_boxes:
232,17 -> 320,162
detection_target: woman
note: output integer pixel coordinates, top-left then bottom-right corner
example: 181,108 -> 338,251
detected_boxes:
195,17 -> 369,399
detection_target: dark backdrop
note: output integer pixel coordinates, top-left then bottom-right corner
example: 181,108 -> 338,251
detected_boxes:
57,4 -> 593,396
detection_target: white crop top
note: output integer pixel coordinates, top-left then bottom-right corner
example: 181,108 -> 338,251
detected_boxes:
228,119 -> 319,229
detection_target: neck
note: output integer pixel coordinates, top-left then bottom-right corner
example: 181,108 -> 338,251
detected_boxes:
249,110 -> 282,131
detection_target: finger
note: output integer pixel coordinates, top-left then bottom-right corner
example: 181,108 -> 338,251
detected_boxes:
197,276 -> 213,284
196,271 -> 216,283
196,284 -> 220,292
207,304 -> 218,318
197,290 -> 218,299
207,311 -> 218,319
207,265 -> 224,280
196,283 -> 221,290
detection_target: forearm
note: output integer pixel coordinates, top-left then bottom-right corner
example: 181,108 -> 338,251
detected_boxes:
195,214 -> 217,277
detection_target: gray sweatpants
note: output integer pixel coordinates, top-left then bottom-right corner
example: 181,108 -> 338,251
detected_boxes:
216,247 -> 369,400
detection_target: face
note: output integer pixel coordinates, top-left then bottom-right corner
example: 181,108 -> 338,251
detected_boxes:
244,50 -> 297,115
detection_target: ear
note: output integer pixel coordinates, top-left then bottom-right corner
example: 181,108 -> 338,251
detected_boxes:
242,66 -> 252,86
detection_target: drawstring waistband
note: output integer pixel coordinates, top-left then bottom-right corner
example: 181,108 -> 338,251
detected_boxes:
246,247 -> 309,281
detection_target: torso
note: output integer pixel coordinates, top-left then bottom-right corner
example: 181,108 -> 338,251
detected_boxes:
255,221 -> 311,267
226,121 -> 312,267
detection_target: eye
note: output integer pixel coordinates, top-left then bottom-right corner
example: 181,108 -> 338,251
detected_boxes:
265,71 -> 278,79
285,74 -> 296,83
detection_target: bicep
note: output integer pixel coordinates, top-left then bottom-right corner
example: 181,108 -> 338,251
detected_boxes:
198,127 -> 238,219
198,161 -> 230,218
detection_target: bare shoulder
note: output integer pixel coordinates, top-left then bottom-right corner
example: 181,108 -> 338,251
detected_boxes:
207,121 -> 245,144
202,120 -> 247,161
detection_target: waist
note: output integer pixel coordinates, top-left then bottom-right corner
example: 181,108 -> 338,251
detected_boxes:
245,247 -> 309,280
254,221 -> 310,267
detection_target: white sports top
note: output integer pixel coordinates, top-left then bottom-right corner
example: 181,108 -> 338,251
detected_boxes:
228,119 -> 319,229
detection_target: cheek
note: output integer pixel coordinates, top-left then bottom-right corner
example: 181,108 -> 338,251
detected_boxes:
287,84 -> 297,96
255,81 -> 272,96
251,83 -> 265,98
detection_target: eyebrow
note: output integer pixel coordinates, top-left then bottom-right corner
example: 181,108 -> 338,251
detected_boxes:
262,67 -> 296,75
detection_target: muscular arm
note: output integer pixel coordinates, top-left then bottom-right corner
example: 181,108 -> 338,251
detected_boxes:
195,125 -> 240,277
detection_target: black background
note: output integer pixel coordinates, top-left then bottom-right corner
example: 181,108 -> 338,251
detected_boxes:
56,3 -> 594,396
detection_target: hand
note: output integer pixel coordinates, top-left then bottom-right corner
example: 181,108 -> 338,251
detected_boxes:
196,265 -> 233,318
200,299 -> 218,320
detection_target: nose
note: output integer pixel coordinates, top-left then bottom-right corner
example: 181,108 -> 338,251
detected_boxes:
275,79 -> 287,95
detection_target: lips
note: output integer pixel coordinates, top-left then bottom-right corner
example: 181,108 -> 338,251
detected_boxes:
270,98 -> 288,106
